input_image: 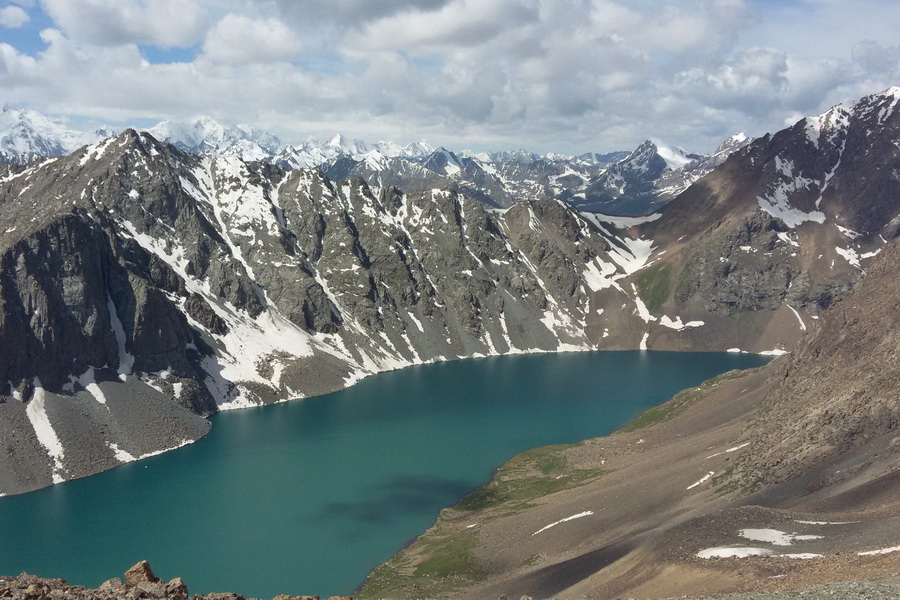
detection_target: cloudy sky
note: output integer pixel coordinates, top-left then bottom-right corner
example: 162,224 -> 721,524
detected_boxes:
0,0 -> 898,154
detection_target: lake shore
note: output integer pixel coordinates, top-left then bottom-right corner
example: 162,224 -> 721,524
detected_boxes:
359,360 -> 900,599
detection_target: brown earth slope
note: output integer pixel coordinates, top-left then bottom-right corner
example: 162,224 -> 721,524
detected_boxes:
359,241 -> 900,600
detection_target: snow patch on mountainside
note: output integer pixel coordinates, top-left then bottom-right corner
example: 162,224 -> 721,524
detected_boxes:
585,212 -> 662,229
25,379 -> 66,483
532,511 -> 594,536
653,141 -> 694,170
757,157 -> 825,227
739,529 -> 823,546
107,295 -> 134,380
659,315 -> 704,330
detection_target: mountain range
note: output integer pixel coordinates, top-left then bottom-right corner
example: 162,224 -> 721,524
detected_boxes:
0,105 -> 744,216
1,87 -> 900,597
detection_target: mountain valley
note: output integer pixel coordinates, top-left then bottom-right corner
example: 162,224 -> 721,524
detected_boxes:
1,87 -> 900,598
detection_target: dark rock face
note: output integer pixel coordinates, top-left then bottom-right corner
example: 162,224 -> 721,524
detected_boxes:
636,88 -> 900,332
674,211 -> 803,314
734,239 -> 900,491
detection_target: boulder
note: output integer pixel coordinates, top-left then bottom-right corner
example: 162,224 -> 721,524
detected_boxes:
124,561 -> 159,587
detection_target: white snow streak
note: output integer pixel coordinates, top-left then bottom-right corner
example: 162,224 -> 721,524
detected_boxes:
77,367 -> 107,405
687,471 -> 715,490
759,348 -> 788,356
786,304 -> 806,331
582,212 -> 662,229
135,438 -> 195,459
836,225 -> 861,239
659,315 -> 704,330
630,284 -> 656,324
25,379 -> 66,483
858,546 -> 900,556
532,511 -> 594,536
78,137 -> 116,166
108,295 -> 134,381
706,442 -> 750,459
108,442 -> 137,463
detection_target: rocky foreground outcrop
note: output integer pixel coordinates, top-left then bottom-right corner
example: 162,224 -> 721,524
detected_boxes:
0,561 -> 347,600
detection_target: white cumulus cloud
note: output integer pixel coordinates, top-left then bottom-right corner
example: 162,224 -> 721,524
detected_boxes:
0,6 -> 29,28
0,0 -> 898,154
41,0 -> 208,47
201,14 -> 303,65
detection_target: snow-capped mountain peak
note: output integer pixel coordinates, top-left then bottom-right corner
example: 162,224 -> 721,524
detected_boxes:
421,147 -> 464,176
0,105 -> 115,164
651,140 -> 696,171
395,140 -> 435,158
144,116 -> 281,161
327,133 -> 349,148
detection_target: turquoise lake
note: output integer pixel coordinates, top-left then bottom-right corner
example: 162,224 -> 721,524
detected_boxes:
0,351 -> 769,598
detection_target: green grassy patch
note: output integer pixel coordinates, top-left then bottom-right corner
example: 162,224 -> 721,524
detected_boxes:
524,554 -> 542,567
674,260 -> 696,303
635,262 -> 673,313
358,442 -> 606,599
413,530 -> 484,579
360,530 -> 487,598
618,368 -> 751,433
456,442 -> 604,512
712,467 -> 739,496
617,387 -> 702,433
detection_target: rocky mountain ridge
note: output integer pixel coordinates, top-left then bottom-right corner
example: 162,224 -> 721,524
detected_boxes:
634,87 -> 900,332
321,138 -> 746,214
568,139 -> 700,214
